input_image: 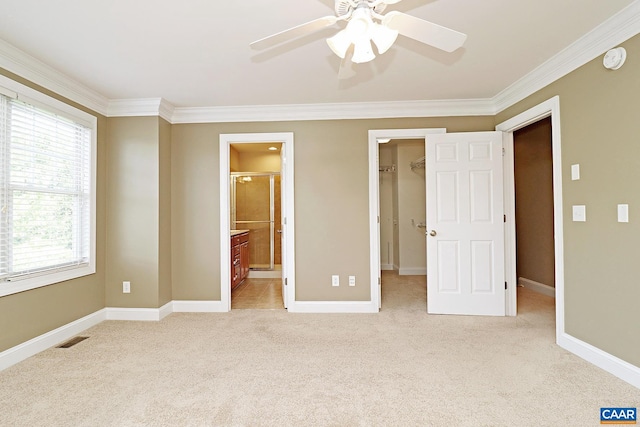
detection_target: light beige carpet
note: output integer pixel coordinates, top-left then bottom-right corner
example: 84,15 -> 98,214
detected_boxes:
0,272 -> 638,426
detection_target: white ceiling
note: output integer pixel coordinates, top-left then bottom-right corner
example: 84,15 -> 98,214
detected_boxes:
0,0 -> 637,111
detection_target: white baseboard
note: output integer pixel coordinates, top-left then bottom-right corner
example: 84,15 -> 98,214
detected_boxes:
105,301 -> 173,321
399,267 -> 426,276
519,277 -> 555,298
288,301 -> 378,313
172,300 -> 227,313
381,264 -> 394,271
0,309 -> 106,371
558,332 -> 640,389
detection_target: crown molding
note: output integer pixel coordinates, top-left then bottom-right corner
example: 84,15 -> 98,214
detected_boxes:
170,98 -> 495,124
0,39 -> 109,116
493,0 -> 640,114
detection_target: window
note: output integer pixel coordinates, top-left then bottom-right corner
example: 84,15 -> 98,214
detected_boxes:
0,76 -> 96,297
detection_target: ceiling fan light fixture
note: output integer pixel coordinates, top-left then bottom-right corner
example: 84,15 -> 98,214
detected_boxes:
351,38 -> 376,64
371,23 -> 398,54
327,29 -> 352,59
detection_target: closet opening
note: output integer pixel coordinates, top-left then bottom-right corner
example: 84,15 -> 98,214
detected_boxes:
378,138 -> 427,310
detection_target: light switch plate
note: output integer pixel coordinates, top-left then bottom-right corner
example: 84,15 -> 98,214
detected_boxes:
618,204 -> 629,223
571,164 -> 580,181
349,276 -> 356,287
572,205 -> 586,222
331,275 -> 339,287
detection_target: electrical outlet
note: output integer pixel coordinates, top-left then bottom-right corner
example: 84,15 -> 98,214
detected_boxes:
349,276 -> 356,286
123,281 -> 131,293
331,275 -> 339,287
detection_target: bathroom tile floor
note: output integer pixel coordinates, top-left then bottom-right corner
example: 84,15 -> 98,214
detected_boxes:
231,278 -> 284,309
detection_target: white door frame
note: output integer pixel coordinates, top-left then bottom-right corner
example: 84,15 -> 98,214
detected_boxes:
496,96 -> 564,335
368,128 -> 446,309
219,132 -> 296,312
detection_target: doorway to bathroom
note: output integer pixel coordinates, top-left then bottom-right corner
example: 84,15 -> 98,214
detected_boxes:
219,132 -> 295,312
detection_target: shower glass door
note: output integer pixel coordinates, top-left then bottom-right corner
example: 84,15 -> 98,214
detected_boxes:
231,173 -> 280,270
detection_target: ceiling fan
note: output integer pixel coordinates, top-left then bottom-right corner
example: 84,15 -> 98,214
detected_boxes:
250,0 -> 467,73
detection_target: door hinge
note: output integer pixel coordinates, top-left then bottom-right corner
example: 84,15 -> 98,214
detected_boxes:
284,217 -> 287,225
284,278 -> 288,286
502,147 -> 505,156
378,277 -> 381,285
505,281 -> 508,290
377,216 -> 380,224
504,214 -> 506,223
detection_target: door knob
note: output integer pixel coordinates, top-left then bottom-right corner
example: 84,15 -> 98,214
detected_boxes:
427,230 -> 437,237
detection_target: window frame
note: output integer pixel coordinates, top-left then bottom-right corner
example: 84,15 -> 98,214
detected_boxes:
0,74 -> 97,298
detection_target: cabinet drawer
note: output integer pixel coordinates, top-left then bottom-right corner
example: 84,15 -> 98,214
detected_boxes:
239,232 -> 249,244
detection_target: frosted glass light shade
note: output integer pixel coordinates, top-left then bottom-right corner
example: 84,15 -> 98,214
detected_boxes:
327,29 -> 352,59
371,23 -> 398,54
352,39 -> 375,64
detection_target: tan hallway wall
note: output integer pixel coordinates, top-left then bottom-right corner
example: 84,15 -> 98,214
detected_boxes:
496,33 -> 640,367
0,68 -> 107,353
514,118 -> 555,288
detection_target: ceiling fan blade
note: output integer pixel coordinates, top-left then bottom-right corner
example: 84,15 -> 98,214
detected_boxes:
382,11 -> 467,53
250,16 -> 339,50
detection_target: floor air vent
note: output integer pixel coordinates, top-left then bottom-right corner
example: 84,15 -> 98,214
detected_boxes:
57,336 -> 89,348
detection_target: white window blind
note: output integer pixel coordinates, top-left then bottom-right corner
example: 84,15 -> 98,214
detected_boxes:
0,93 -> 91,283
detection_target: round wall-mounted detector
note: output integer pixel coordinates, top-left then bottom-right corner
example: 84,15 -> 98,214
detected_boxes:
603,47 -> 627,70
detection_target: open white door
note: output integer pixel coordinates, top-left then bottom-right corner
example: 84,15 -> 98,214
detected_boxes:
280,146 -> 288,309
426,131 -> 505,316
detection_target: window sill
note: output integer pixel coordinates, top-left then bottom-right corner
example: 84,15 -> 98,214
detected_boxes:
0,264 -> 96,297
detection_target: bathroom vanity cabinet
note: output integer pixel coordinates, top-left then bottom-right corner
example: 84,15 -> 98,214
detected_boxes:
231,230 -> 250,289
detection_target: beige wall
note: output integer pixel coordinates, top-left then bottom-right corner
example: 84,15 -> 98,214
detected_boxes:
105,116 -> 166,308
496,34 -> 640,366
514,118 -> 555,287
391,146 -> 400,268
396,141 -> 426,274
236,148 -> 281,172
379,145 -> 394,269
159,118 -> 173,306
171,117 -> 493,303
230,145 -> 240,172
0,68 -> 106,353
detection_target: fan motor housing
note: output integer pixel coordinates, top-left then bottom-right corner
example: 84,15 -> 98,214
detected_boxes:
335,0 -> 386,18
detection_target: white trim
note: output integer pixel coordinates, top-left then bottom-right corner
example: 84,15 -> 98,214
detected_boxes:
518,277 -> 556,298
172,99 -> 494,124
369,128 -> 447,310
219,133 -> 296,312
287,301 -> 378,313
558,333 -> 640,390
172,300 -> 227,313
0,309 -> 106,371
493,1 -> 640,113
496,96 -> 563,327
0,39 -> 109,115
105,302 -> 173,321
380,264 -> 394,271
398,268 -> 427,276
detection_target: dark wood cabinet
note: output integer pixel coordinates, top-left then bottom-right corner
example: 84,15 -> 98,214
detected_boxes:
231,230 -> 250,289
